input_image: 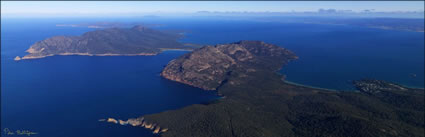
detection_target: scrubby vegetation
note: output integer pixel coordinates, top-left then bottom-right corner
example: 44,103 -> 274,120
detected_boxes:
22,25 -> 197,59
143,41 -> 424,137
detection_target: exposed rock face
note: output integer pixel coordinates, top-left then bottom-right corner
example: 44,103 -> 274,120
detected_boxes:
145,123 -> 152,129
161,128 -> 168,132
160,40 -> 298,90
106,118 -> 118,124
127,117 -> 144,126
22,25 -> 190,59
101,117 -> 168,134
118,120 -> 128,125
14,56 -> 21,61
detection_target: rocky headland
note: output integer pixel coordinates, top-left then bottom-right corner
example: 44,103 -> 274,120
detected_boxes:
16,25 -> 195,60
161,40 -> 298,90
135,41 -> 424,137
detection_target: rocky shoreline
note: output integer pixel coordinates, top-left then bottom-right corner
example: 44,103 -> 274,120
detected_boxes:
159,48 -> 193,52
15,46 -> 197,61
100,117 -> 168,134
14,52 -> 158,61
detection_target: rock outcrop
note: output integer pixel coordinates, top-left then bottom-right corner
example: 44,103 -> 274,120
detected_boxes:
14,56 -> 21,61
160,40 -> 298,90
106,118 -> 118,124
101,117 -> 168,134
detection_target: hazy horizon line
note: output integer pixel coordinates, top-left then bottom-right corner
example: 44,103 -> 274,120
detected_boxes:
2,10 -> 424,19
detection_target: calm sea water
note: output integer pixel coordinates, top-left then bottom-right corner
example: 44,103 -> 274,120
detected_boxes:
2,17 -> 424,136
1,19 -> 219,137
156,18 -> 424,90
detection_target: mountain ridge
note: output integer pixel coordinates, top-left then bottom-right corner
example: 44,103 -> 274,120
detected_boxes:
17,25 -> 194,60
161,40 -> 298,90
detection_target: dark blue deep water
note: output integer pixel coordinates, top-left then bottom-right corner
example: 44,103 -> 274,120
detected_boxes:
1,19 -> 219,137
2,17 -> 424,137
158,19 -> 424,90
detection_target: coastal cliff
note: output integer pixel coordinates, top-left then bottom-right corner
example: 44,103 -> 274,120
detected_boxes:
137,41 -> 424,137
19,25 -> 193,60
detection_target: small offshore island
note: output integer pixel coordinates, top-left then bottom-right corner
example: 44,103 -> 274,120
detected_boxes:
15,25 -> 196,61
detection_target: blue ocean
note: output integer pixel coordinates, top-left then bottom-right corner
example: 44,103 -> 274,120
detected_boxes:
1,17 -> 424,136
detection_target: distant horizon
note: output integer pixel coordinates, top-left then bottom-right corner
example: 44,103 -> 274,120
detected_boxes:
2,10 -> 424,19
1,1 -> 424,18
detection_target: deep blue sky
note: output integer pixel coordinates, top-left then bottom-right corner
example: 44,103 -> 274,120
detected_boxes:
1,1 -> 424,18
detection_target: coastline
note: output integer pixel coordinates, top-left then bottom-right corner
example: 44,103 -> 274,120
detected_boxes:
283,80 -> 339,92
16,48 -> 195,61
283,79 -> 425,92
18,52 -> 158,60
298,22 -> 425,32
392,83 -> 425,90
159,48 -> 193,51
